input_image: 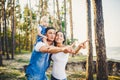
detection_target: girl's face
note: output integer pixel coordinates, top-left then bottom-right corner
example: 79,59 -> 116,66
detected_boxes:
55,32 -> 64,44
43,20 -> 49,27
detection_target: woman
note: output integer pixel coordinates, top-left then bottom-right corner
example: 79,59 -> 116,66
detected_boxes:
51,31 -> 88,80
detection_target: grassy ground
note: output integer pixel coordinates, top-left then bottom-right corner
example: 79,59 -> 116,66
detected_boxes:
0,53 -> 120,80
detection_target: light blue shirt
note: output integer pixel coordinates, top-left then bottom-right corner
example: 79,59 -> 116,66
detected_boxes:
25,42 -> 50,80
36,25 -> 46,42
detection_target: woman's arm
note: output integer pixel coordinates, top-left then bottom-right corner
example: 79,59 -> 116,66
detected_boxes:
74,39 -> 89,54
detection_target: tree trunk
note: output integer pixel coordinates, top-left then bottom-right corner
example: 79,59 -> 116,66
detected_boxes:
16,0 -> 21,53
93,0 -> 108,80
11,0 -> 15,59
4,1 -> 10,60
40,0 -> 48,17
29,0 -> 33,51
25,16 -> 29,51
0,12 -> 3,66
53,0 -> 55,17
40,0 -> 43,17
64,0 -> 67,44
86,0 -> 93,80
38,0 -> 41,24
56,0 -> 62,30
69,0 -> 73,42
1,0 -> 5,56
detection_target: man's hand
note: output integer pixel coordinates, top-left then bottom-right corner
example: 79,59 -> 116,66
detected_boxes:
62,46 -> 75,54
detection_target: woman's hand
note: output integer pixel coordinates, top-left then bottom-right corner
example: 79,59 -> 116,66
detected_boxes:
79,39 -> 89,49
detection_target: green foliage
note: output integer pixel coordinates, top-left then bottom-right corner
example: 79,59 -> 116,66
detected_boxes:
16,58 -> 29,63
61,21 -> 65,32
66,38 -> 78,45
32,12 -> 36,20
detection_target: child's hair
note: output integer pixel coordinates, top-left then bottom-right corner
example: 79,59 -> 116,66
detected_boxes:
40,16 -> 49,24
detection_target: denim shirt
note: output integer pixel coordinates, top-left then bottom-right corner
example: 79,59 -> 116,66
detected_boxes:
25,42 -> 50,80
36,25 -> 46,42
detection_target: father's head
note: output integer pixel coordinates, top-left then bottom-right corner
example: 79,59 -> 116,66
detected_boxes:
45,27 -> 56,43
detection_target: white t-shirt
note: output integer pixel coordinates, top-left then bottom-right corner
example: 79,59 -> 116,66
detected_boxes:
34,42 -> 46,51
51,52 -> 69,79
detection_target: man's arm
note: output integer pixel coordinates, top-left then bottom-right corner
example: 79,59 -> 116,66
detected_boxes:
35,42 -> 75,54
39,46 -> 65,54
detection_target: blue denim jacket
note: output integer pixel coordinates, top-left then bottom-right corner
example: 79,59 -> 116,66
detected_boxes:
25,48 -> 50,80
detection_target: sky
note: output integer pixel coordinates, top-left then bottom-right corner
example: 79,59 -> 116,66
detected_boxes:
19,0 -> 120,47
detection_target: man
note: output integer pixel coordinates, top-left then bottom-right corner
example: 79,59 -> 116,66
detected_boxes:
25,27 -> 74,80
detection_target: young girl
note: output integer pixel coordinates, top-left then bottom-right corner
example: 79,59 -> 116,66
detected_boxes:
36,16 -> 49,44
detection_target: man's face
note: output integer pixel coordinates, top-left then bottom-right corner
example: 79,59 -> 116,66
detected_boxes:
46,29 -> 56,42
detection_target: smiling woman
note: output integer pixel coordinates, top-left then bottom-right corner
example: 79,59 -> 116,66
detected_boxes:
50,31 -> 88,80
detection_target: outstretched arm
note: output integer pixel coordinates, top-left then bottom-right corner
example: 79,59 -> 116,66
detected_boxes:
74,39 -> 89,54
39,45 -> 74,54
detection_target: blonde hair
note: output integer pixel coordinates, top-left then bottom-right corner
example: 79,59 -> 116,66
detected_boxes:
40,16 -> 49,24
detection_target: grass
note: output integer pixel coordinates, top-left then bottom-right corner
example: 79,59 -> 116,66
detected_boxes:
0,66 -> 26,80
0,53 -> 120,80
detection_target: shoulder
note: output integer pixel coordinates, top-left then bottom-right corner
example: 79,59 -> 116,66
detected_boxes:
37,25 -> 42,31
34,42 -> 46,51
37,42 -> 45,46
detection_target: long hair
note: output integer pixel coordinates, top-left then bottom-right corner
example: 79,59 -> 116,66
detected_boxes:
54,30 -> 66,46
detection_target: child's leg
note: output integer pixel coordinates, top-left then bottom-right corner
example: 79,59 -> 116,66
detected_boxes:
43,38 -> 48,46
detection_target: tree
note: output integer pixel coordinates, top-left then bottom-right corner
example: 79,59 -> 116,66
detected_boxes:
86,0 -> 93,80
4,0 -> 10,59
56,0 -> 62,30
23,4 -> 36,51
15,0 -> 21,53
23,4 -> 30,50
11,0 -> 15,59
29,0 -> 33,51
69,0 -> 73,42
0,1 -> 3,65
92,0 -> 108,80
64,0 -> 67,44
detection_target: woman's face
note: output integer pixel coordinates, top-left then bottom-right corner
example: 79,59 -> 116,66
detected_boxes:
55,32 -> 64,44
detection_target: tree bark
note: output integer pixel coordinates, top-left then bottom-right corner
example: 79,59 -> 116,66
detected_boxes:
11,0 -> 15,59
0,11 -> 3,66
56,0 -> 62,30
64,0 -> 67,44
29,0 -> 33,51
93,0 -> 108,80
86,0 -> 93,80
69,0 -> 73,42
4,1 -> 10,60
